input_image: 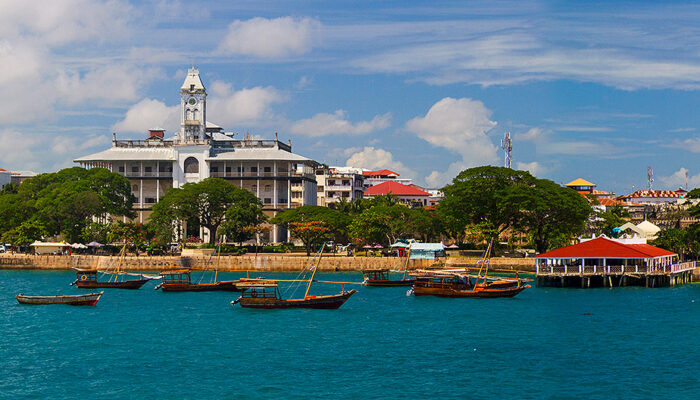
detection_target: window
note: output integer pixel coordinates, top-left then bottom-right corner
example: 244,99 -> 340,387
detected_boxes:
145,166 -> 152,173
131,166 -> 139,173
264,198 -> 272,204
264,166 -> 271,173
184,157 -> 199,174
225,167 -> 231,173
159,164 -> 171,172
252,185 -> 257,192
132,184 -> 138,192
250,166 -> 258,173
265,185 -> 271,192
118,166 -> 125,173
145,197 -> 156,204
237,166 -> 242,172
210,166 -> 218,173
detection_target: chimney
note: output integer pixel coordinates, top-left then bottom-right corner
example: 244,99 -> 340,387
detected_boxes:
148,128 -> 165,140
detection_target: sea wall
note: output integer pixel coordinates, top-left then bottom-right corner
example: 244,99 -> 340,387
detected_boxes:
0,254 -> 537,272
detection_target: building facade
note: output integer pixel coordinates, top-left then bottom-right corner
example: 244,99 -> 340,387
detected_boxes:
75,68 -> 318,243
315,166 -> 365,206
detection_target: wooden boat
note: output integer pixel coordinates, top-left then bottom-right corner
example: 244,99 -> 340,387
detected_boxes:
16,291 -> 104,306
411,273 -> 529,298
155,269 -> 243,292
233,281 -> 357,309
362,269 -> 415,286
72,268 -> 151,289
232,244 -> 358,309
362,245 -> 414,286
71,244 -> 154,289
410,240 -> 530,298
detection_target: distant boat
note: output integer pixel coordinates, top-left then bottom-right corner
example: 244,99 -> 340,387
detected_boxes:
154,243 -> 245,292
362,245 -> 415,286
72,244 -> 155,289
16,292 -> 104,306
232,244 -> 357,309
155,268 -> 243,292
410,240 -> 530,298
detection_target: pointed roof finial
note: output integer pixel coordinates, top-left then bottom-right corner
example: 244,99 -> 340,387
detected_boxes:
181,67 -> 205,92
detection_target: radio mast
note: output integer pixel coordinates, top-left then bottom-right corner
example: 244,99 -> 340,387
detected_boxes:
501,131 -> 512,169
647,166 -> 654,191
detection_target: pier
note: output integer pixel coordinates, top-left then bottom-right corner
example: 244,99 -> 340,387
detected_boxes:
535,236 -> 696,288
536,261 -> 695,288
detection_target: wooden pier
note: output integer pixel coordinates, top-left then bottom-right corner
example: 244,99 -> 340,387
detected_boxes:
536,261 -> 696,288
535,237 -> 696,289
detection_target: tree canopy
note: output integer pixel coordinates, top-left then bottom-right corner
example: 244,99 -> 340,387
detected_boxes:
0,167 -> 134,244
150,177 -> 258,244
270,205 -> 350,255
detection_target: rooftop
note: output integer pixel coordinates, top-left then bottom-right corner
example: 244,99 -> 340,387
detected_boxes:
564,178 -> 596,187
536,237 -> 676,259
364,180 -> 430,196
363,169 -> 399,177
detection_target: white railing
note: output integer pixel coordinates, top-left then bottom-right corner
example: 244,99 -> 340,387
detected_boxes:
538,261 -> 696,275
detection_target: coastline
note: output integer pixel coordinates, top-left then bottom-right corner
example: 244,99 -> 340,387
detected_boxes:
0,253 -> 537,272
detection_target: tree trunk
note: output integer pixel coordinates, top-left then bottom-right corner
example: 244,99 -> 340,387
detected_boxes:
208,225 -> 218,244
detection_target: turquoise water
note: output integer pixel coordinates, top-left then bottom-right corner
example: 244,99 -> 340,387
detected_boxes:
1,270 -> 699,399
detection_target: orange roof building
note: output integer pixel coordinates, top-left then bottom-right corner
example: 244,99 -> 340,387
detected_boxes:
564,178 -> 596,194
363,181 -> 431,207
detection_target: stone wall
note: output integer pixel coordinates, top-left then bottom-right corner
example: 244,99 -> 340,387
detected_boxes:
0,254 -> 444,272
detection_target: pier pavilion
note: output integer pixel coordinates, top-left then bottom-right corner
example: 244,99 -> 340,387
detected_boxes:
535,237 -> 695,288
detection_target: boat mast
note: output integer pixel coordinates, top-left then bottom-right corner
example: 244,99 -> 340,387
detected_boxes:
214,240 -> 221,283
473,239 -> 493,289
111,243 -> 127,283
402,244 -> 412,280
303,244 -> 325,299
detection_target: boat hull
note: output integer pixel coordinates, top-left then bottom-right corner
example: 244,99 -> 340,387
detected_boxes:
161,280 -> 242,292
235,290 -> 357,309
364,279 -> 415,287
75,278 -> 150,289
16,292 -> 103,306
413,285 -> 530,298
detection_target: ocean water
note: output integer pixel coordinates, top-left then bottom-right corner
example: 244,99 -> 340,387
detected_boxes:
1,270 -> 698,399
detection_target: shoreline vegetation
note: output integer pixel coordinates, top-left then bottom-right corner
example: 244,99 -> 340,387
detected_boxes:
0,253 -> 537,272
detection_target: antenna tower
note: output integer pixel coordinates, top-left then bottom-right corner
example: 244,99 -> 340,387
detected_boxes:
647,166 -> 654,191
685,170 -> 689,191
501,131 -> 512,168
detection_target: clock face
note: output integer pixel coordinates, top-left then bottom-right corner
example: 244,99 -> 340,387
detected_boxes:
188,97 -> 197,105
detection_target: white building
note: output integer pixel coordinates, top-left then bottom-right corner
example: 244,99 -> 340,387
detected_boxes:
75,68 -> 318,243
315,166 -> 365,206
362,169 -> 413,189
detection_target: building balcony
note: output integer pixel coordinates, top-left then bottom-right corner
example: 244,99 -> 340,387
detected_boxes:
326,184 -> 352,190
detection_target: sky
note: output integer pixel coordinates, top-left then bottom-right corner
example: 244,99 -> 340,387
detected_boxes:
1,0 -> 699,194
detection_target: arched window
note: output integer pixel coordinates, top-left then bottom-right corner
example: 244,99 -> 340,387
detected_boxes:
193,109 -> 198,120
184,157 -> 199,174
186,109 -> 192,120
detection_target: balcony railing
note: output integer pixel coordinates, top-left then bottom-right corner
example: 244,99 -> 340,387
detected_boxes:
537,261 -> 696,275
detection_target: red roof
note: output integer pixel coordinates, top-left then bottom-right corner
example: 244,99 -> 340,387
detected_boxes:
364,181 -> 430,196
620,190 -> 683,199
363,169 -> 399,177
536,237 -> 676,259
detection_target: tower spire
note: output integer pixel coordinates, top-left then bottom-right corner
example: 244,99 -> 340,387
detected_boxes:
501,131 -> 512,169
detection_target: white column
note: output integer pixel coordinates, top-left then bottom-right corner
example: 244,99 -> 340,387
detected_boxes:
272,212 -> 278,243
139,179 -> 143,223
287,179 -> 291,208
256,162 -> 260,199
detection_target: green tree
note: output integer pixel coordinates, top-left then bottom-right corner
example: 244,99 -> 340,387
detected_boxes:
271,206 -> 350,255
438,166 -> 535,243
2,219 -> 48,247
523,178 -> 591,253
595,205 -> 629,236
219,189 -> 267,244
686,188 -> 700,198
652,226 -> 699,261
349,204 -> 415,245
150,177 -> 251,244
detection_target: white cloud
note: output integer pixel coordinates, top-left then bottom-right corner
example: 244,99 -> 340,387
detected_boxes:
207,81 -> 287,127
0,130 -> 41,168
516,161 -> 546,176
658,168 -> 700,190
345,147 -> 416,180
519,127 -> 546,141
556,126 -> 614,133
668,137 -> 700,153
218,16 -> 321,58
290,110 -> 391,137
56,65 -> 162,105
113,99 -> 180,134
406,97 -> 499,186
51,134 -> 109,155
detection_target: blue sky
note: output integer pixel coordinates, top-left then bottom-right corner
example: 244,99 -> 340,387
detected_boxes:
1,0 -> 699,194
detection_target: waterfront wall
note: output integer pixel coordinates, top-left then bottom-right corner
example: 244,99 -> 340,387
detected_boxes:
0,254 -> 537,272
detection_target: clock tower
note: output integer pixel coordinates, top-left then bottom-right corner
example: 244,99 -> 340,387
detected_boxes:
179,68 -> 207,143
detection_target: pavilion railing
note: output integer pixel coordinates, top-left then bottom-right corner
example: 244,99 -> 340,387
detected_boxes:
537,261 -> 695,275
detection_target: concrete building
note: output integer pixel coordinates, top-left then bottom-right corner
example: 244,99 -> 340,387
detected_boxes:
315,166 -> 365,206
0,168 -> 11,188
618,189 -> 688,205
75,68 -> 318,243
